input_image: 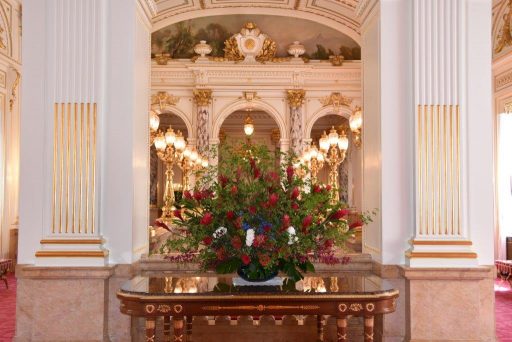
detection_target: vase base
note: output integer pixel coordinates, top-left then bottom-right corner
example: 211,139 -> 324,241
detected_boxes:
233,276 -> 284,287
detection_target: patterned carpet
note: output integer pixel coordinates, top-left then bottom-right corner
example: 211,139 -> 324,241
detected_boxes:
0,274 -> 510,341
496,278 -> 512,342
0,273 -> 15,342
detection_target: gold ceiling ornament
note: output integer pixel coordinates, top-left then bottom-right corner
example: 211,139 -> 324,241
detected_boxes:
223,22 -> 277,63
319,92 -> 353,109
192,89 -> 213,106
495,0 -> 512,54
151,91 -> 180,109
256,38 -> 277,62
286,89 -> 306,108
329,54 -> 345,66
224,36 -> 244,62
154,53 -> 171,65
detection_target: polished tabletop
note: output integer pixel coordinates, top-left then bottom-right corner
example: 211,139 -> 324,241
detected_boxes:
119,272 -> 398,298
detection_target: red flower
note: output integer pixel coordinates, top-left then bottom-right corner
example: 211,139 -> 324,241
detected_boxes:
313,184 -> 322,193
184,190 -> 193,199
230,185 -> 238,195
324,239 -> 333,248
219,174 -> 229,187
331,209 -> 350,220
241,254 -> 251,265
249,206 -> 257,215
200,212 -> 213,225
231,236 -> 242,250
154,220 -> 171,231
269,193 -> 279,206
302,215 -> 313,230
253,234 -> 266,247
286,165 -> 294,181
349,220 -> 363,229
235,217 -> 242,229
253,167 -> 261,179
267,171 -> 280,183
263,224 -> 272,233
194,191 -> 203,201
259,254 -> 271,267
173,209 -> 184,221
291,187 -> 300,200
325,184 -> 332,192
203,236 -> 213,246
282,214 -> 291,228
216,247 -> 226,260
291,202 -> 299,211
249,158 -> 256,170
226,211 -> 235,220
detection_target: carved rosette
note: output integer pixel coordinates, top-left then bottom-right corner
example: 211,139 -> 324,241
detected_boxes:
287,89 -> 305,156
193,89 -> 213,153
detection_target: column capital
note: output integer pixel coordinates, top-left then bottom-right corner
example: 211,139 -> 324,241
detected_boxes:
286,89 -> 306,108
193,89 -> 212,107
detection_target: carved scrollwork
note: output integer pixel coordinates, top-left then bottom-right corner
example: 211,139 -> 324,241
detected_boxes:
193,89 -> 213,107
349,303 -> 363,312
365,303 -> 375,312
224,36 -> 244,62
496,0 -> 512,54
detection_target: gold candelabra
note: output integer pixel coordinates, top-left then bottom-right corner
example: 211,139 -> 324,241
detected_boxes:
179,147 -> 208,191
153,128 -> 187,220
319,126 -> 349,203
302,143 -> 325,183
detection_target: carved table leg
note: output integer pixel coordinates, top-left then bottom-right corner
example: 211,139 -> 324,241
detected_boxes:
317,315 -> 324,341
173,317 -> 185,342
186,316 -> 193,341
163,316 -> 171,341
145,318 -> 156,342
336,317 -> 347,342
364,315 -> 374,342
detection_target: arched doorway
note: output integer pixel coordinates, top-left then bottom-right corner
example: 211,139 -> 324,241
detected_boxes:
149,112 -> 190,225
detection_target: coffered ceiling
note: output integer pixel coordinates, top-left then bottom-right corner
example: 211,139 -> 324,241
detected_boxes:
151,0 -> 363,42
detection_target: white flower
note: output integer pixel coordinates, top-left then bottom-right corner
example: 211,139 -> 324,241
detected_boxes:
246,228 -> 255,247
287,226 -> 299,245
213,227 -> 227,239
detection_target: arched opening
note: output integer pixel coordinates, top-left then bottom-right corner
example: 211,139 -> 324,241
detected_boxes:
149,112 -> 190,225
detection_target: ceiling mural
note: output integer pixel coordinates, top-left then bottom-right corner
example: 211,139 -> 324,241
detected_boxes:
152,15 -> 361,60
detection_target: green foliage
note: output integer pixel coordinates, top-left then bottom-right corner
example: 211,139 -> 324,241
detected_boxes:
160,143 -> 360,281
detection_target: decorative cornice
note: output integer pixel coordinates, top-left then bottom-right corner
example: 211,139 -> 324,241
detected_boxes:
138,0 -> 157,18
193,89 -> 213,106
286,89 -> 306,108
495,69 -> 512,91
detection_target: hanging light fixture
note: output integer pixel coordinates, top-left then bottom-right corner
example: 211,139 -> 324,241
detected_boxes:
244,114 -> 255,136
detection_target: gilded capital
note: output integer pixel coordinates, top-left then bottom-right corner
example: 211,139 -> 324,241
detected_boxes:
193,89 -> 213,107
286,89 -> 306,108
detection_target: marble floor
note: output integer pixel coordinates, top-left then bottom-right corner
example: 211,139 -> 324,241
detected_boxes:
0,273 -> 15,342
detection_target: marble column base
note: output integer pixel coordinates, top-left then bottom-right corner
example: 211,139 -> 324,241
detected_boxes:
14,264 -> 134,342
401,266 -> 495,342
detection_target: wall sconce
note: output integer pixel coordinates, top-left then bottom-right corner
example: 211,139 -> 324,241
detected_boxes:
349,106 -> 362,148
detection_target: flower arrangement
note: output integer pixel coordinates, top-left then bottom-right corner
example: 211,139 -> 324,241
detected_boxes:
160,143 -> 368,282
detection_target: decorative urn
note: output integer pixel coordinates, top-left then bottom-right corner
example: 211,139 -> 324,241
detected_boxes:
194,40 -> 213,58
287,41 -> 306,58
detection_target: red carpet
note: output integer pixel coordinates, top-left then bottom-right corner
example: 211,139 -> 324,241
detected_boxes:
0,273 -> 15,342
496,278 -> 512,342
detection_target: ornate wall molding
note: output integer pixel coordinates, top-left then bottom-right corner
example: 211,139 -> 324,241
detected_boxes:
495,69 -> 512,91
151,91 -> 180,108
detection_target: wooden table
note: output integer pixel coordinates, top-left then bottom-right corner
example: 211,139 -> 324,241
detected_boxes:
118,272 -> 399,342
